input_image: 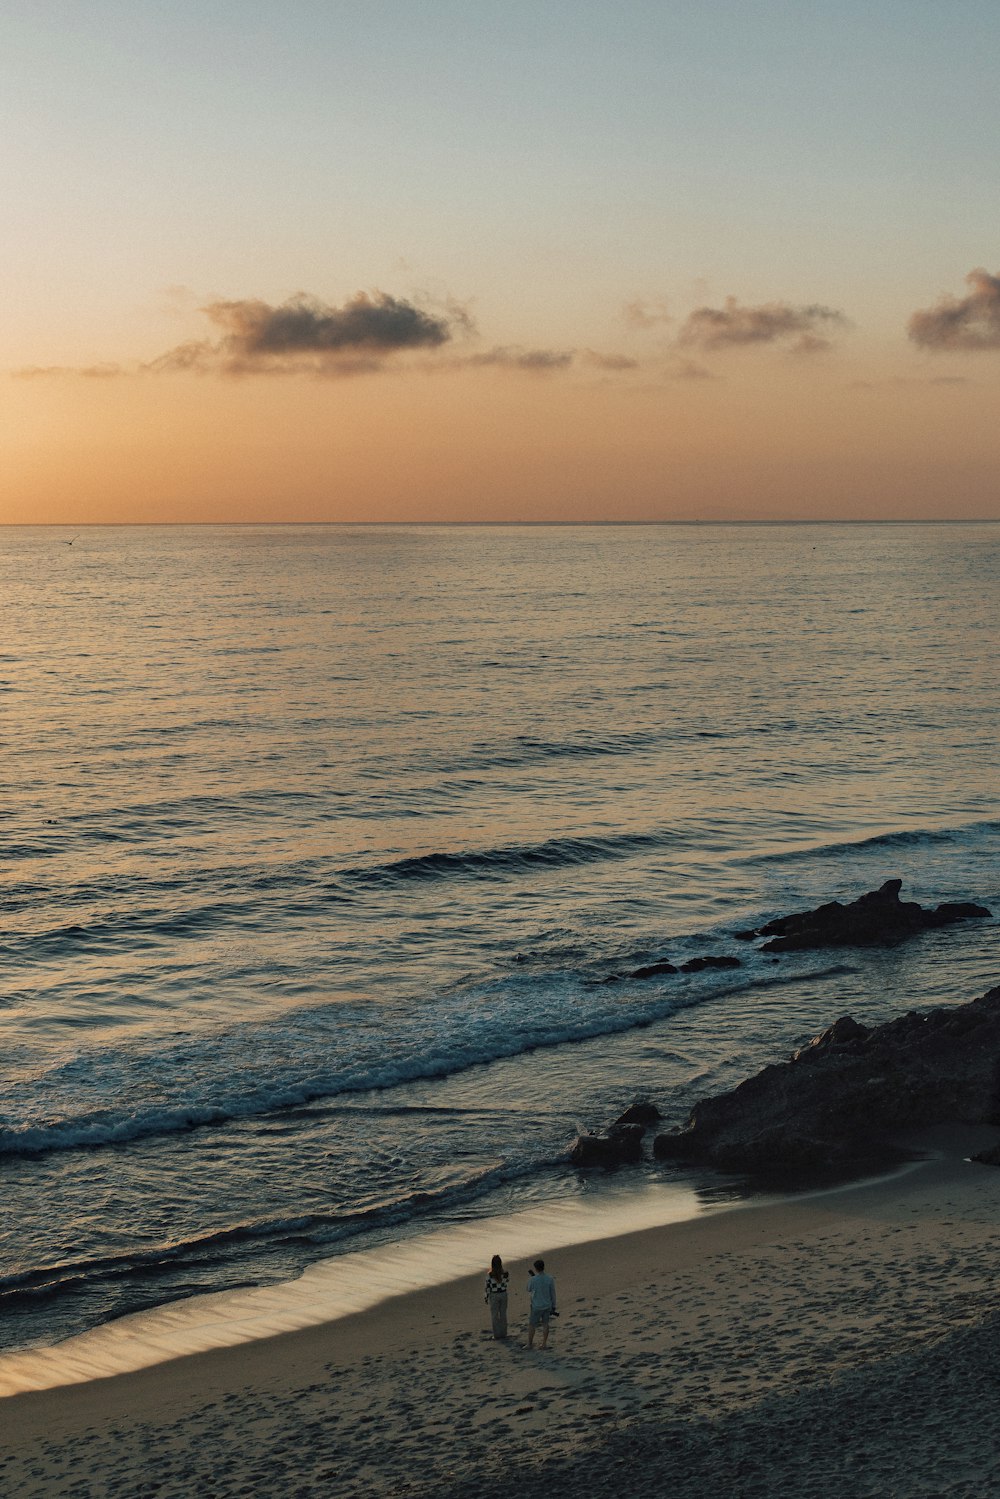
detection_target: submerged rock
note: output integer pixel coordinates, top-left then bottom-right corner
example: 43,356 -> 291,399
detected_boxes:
737,878 -> 989,954
570,1124 -> 645,1167
678,954 -> 742,973
630,960 -> 678,980
653,985 -> 1000,1177
624,954 -> 741,981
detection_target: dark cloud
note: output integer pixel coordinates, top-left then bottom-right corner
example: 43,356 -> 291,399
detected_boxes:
12,290 -> 462,381
198,291 -> 456,373
678,297 -> 846,351
908,268 -> 1000,351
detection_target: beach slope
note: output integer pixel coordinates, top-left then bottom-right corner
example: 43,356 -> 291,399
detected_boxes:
3,1130 -> 1000,1498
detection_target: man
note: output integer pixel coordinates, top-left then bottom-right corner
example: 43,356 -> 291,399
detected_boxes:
526,1258 -> 557,1349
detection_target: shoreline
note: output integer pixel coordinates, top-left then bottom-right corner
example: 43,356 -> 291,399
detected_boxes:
0,1171 -> 741,1398
4,1126 -> 1000,1496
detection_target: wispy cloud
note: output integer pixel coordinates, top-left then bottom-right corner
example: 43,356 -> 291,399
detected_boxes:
908,268 -> 1000,351
678,297 -> 846,352
672,359 -> 719,381
463,346 -> 574,372
12,362 -> 127,380
581,349 -> 640,371
850,375 -> 972,391
622,299 -> 672,331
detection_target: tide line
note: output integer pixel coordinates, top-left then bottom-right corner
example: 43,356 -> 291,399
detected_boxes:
0,1179 -> 714,1399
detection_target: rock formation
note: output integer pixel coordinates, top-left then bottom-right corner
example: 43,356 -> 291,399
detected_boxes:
629,960 -> 678,980
604,880 -> 988,990
609,954 -> 742,983
678,954 -> 742,974
734,878 -> 989,953
653,985 -> 1000,1177
570,1100 -> 662,1167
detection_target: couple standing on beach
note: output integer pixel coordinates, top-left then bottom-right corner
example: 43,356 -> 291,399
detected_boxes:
485,1255 -> 558,1347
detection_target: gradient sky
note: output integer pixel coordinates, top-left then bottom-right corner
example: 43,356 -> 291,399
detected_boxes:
4,0 -> 1000,523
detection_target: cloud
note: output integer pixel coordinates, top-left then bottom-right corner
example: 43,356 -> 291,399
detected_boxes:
623,299 -> 672,330
908,268 -> 1000,351
11,362 -> 126,380
849,375 -> 972,392
581,349 -> 639,371
199,291 -> 456,374
11,290 -> 464,381
464,345 -> 574,372
672,359 -> 719,381
143,341 -> 216,374
678,297 -> 846,351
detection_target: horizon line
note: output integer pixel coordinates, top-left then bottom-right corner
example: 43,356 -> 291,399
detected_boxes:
6,517 -> 1000,529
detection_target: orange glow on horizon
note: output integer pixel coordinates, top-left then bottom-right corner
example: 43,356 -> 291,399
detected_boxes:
5,350 -> 1000,526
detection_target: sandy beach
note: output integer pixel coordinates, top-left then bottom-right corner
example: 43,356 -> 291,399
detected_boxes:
3,1127 -> 1000,1498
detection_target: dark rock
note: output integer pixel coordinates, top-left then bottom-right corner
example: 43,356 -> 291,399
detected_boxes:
571,1103 -> 662,1166
679,954 -> 742,973
925,901 -> 993,927
570,1126 -> 644,1167
612,1100 -> 663,1129
618,953 -> 744,981
791,1014 -> 870,1062
737,879 -> 990,953
608,1122 -> 646,1158
971,1144 -> 1000,1167
653,984 -> 1000,1177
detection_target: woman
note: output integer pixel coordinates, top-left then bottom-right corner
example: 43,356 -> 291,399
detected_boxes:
484,1254 -> 509,1340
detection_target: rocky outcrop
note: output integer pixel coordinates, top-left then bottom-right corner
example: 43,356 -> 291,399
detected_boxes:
734,879 -> 990,953
570,1126 -> 644,1167
678,954 -> 742,974
570,1101 -> 662,1167
607,953 -> 742,983
653,985 -> 1000,1177
630,960 -> 678,980
607,881 -> 989,989
613,1101 -> 662,1128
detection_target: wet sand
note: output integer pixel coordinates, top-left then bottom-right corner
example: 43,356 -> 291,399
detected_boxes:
3,1129 -> 1000,1498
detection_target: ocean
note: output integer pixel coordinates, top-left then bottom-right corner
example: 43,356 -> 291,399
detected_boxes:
1,521 -> 997,1359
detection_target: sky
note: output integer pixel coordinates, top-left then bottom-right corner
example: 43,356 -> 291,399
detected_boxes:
3,0 -> 1000,524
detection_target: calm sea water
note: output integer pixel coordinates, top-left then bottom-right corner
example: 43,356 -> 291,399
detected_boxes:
1,523 -> 997,1355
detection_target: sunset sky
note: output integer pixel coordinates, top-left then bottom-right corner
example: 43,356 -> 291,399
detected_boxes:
4,0 -> 1000,524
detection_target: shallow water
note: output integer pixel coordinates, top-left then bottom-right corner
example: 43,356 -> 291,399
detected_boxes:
1,522 -> 997,1355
